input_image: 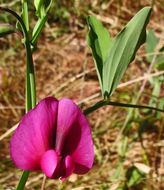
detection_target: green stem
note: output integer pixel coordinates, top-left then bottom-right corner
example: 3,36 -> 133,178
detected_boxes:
16,171 -> 30,190
0,7 -> 36,110
0,7 -> 36,189
31,15 -> 48,46
21,0 -> 29,33
84,100 -> 164,115
25,34 -> 36,109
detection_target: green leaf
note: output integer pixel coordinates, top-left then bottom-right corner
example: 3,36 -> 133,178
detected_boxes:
44,0 -> 52,12
126,166 -> 145,187
34,0 -> 43,14
34,0 -> 52,17
116,187 -> 127,190
103,7 -> 152,97
145,30 -> 164,70
31,15 -> 47,46
156,56 -> 164,70
32,0 -> 52,46
0,23 -> 15,37
156,47 -> 164,70
146,30 -> 159,62
87,15 -> 113,90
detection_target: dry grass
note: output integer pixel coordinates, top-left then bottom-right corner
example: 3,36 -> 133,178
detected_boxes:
0,0 -> 164,189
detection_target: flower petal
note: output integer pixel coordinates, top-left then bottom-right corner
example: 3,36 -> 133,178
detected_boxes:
55,98 -> 79,153
65,112 -> 94,174
56,98 -> 94,174
60,155 -> 74,181
10,97 -> 58,170
41,150 -> 59,178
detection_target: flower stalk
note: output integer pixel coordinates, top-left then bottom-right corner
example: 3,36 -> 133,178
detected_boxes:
0,6 -> 36,190
84,99 -> 164,115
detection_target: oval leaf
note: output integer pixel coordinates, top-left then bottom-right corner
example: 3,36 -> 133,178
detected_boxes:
103,7 -> 152,97
87,15 -> 113,90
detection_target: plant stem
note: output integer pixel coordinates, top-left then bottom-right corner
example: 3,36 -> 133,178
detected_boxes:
84,99 -> 164,115
0,7 -> 36,110
21,0 -> 29,33
0,7 -> 36,189
31,15 -> 48,46
25,35 -> 36,110
16,171 -> 30,190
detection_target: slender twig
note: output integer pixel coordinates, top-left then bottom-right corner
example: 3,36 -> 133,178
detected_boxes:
0,106 -> 24,109
26,174 -> 43,186
136,49 -> 158,102
140,52 -> 164,57
53,68 -> 95,95
0,124 -> 18,141
41,175 -> 46,190
118,70 -> 164,89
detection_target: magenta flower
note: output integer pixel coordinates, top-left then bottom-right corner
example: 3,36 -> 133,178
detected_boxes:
10,97 -> 94,180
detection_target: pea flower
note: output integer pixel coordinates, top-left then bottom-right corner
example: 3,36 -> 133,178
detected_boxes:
10,97 -> 94,180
